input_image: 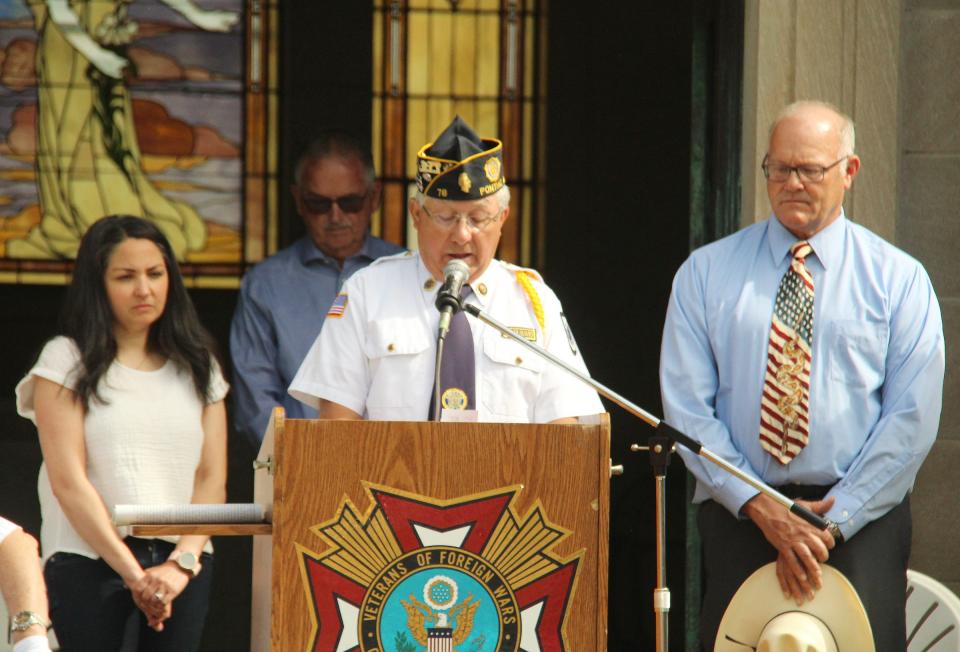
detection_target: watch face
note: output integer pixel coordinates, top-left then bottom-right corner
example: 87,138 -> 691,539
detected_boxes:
178,551 -> 198,569
11,611 -> 45,631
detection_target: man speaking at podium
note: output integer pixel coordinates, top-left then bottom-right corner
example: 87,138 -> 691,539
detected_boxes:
289,116 -> 602,424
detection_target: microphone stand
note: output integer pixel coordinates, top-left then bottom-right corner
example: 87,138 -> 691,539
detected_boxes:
459,300 -> 830,652
432,333 -> 447,422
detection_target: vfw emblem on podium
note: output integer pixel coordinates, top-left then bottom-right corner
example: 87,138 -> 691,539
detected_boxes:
299,485 -> 581,652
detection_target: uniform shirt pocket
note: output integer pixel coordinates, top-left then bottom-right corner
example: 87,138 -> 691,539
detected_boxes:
480,331 -> 544,419
364,319 -> 432,409
827,319 -> 888,389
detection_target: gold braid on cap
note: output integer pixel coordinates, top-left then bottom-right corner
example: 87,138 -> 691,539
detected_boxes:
515,271 -> 545,333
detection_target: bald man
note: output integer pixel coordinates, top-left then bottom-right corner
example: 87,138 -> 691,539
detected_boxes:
660,101 -> 944,651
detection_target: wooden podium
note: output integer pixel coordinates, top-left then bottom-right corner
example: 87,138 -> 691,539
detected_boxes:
252,408 -> 611,651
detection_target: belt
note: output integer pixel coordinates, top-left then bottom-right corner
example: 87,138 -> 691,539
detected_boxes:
771,483 -> 836,501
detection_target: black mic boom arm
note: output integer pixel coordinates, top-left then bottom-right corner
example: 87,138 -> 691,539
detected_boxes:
460,302 -> 829,532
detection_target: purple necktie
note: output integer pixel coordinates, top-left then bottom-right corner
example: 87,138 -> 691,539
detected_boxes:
429,285 -> 476,419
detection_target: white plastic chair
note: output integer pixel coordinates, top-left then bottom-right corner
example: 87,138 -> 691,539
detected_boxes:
906,569 -> 960,652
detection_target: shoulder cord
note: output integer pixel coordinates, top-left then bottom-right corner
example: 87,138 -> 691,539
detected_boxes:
515,270 -> 545,333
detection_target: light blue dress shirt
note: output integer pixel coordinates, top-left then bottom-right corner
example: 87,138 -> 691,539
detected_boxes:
660,213 -> 944,539
230,234 -> 404,446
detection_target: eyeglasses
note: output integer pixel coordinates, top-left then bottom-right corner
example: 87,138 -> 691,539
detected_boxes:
762,156 -> 848,183
299,192 -> 369,215
421,204 -> 503,232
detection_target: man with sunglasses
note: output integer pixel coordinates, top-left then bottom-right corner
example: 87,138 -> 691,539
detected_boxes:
659,100 -> 944,651
289,116 -> 602,424
230,131 -> 404,447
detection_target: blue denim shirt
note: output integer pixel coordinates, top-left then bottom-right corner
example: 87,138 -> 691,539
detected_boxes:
230,234 -> 404,446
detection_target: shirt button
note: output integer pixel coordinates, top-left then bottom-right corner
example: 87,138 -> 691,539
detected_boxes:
842,510 -> 849,518
515,356 -> 523,365
477,283 -> 488,296
387,343 -> 396,352
423,279 -> 436,291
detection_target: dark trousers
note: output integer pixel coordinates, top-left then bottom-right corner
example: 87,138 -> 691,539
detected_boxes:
44,537 -> 213,652
697,492 -> 911,652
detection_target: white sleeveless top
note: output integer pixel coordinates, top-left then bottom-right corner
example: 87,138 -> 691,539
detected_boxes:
15,337 -> 229,562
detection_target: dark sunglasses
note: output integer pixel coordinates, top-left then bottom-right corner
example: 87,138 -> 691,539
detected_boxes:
300,192 -> 368,215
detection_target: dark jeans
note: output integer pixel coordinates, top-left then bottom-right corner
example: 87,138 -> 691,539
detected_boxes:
698,490 -> 911,652
44,537 -> 213,652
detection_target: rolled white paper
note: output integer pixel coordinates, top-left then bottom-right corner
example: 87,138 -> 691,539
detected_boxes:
112,503 -> 266,525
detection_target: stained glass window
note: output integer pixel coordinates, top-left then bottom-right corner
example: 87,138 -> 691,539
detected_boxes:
372,0 -> 544,265
0,0 -> 278,287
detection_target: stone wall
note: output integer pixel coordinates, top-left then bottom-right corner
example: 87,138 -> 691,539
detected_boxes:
740,0 -> 960,598
897,0 -> 960,598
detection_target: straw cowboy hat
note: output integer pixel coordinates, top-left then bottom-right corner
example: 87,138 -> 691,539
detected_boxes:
715,563 -> 874,652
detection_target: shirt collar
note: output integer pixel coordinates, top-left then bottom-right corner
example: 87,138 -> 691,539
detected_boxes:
417,255 -> 499,310
416,253 -> 436,293
766,211 -> 846,270
466,261 -> 499,309
297,233 -> 375,266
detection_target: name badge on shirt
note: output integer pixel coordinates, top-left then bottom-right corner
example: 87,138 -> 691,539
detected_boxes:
505,326 -> 538,342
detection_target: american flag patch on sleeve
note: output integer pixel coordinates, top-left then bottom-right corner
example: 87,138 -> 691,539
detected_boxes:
327,293 -> 348,318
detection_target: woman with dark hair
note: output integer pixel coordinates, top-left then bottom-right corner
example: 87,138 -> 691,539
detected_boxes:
15,215 -> 228,651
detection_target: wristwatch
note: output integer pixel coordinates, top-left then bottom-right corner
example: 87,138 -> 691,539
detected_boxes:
169,550 -> 201,577
824,519 -> 845,544
10,610 -> 50,637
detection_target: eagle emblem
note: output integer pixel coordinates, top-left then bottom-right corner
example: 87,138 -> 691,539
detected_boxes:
401,575 -> 480,650
300,485 -> 581,652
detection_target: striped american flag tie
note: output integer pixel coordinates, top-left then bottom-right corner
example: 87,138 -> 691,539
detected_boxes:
760,241 -> 814,464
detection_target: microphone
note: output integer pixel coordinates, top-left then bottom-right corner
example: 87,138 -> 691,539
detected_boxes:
435,259 -> 470,339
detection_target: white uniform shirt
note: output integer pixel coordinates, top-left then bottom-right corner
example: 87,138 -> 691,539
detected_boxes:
16,337 -> 229,562
289,252 -> 603,422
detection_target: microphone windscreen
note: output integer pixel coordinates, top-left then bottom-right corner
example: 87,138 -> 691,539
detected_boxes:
443,258 -> 470,281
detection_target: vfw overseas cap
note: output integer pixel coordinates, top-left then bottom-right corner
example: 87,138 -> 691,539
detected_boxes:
416,115 -> 505,201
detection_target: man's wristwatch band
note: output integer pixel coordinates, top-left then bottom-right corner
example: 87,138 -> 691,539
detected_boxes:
825,519 -> 845,544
